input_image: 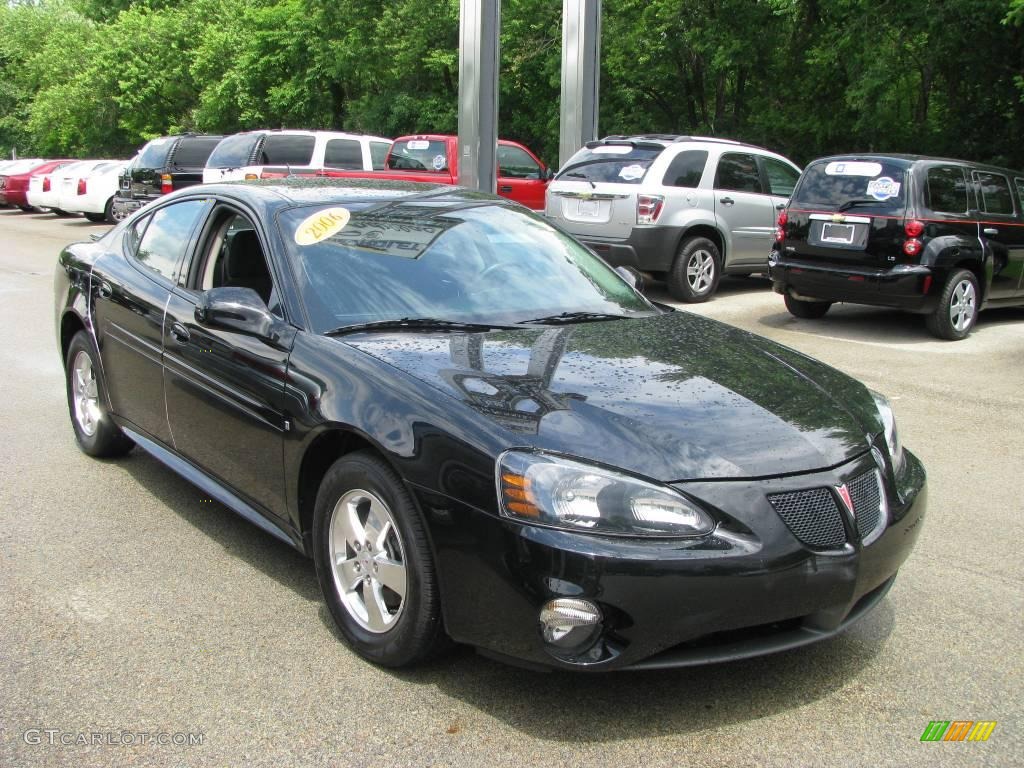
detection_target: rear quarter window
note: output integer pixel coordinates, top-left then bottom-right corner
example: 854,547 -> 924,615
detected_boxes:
206,134 -> 262,168
661,150 -> 708,188
171,137 -> 223,168
135,138 -> 173,169
925,166 -> 970,214
556,144 -> 664,185
792,159 -> 908,213
260,135 -> 316,166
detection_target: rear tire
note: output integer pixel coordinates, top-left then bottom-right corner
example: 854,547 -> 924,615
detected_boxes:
926,268 -> 978,340
84,212 -> 106,223
65,331 -> 134,458
312,451 -> 446,667
784,292 -> 832,319
668,237 -> 722,303
18,205 -> 34,212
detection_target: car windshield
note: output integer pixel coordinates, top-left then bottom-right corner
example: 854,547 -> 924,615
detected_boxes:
279,202 -> 656,332
791,159 -> 908,213
556,144 -> 664,184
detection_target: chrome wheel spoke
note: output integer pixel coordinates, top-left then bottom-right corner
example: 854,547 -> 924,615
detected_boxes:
338,501 -> 366,551
335,558 -> 364,592
373,558 -> 406,599
362,582 -> 389,632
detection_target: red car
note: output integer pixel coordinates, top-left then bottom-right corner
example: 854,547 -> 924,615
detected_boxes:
1,160 -> 71,210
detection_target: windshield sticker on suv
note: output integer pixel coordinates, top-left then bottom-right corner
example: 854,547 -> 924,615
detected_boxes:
295,207 -> 351,245
405,140 -> 430,151
865,176 -> 901,201
618,164 -> 646,181
824,161 -> 882,177
431,154 -> 446,171
591,145 -> 633,155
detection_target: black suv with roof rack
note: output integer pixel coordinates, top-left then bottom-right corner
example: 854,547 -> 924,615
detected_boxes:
545,134 -> 802,302
770,154 -> 1024,340
113,133 -> 224,219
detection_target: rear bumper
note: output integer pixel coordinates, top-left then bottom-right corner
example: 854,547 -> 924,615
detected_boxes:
112,194 -> 157,218
770,252 -> 939,313
575,227 -> 685,272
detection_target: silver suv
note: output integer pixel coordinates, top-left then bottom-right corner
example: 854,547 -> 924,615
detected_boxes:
545,135 -> 801,301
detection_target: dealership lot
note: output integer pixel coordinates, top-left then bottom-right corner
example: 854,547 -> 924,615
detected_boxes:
1,210 -> 1021,766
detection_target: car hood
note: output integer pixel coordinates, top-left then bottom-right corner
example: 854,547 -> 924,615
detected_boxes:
345,312 -> 875,482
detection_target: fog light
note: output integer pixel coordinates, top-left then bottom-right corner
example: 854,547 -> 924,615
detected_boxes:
539,598 -> 602,649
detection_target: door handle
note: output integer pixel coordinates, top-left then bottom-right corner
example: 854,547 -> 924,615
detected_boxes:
983,227 -> 999,236
97,281 -> 113,299
170,322 -> 190,344
499,185 -> 513,193
719,197 -> 735,206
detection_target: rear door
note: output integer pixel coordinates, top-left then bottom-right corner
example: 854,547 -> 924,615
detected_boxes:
323,137 -> 366,170
972,170 -> 1024,300
497,143 -> 548,210
545,142 -> 664,239
713,151 -> 776,268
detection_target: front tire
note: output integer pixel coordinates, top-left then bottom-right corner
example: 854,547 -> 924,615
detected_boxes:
65,331 -> 134,457
104,196 -> 123,224
313,451 -> 445,667
926,268 -> 979,340
784,292 -> 832,319
668,237 -> 722,302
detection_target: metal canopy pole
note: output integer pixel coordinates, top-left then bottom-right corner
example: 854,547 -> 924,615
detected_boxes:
457,0 -> 500,194
559,0 -> 601,170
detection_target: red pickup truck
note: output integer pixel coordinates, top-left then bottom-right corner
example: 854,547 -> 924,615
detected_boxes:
318,134 -> 552,210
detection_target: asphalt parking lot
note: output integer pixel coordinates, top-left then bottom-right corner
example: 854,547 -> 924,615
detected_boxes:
1,209 -> 1021,768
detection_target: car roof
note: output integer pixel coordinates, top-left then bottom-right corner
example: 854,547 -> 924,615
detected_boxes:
591,134 -> 765,151
813,153 -> 1024,176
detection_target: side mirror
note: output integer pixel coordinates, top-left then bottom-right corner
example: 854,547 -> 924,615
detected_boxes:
542,166 -> 555,181
615,266 -> 644,292
195,287 -> 280,342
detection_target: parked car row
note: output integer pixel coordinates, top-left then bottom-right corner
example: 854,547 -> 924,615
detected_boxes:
1,157 -> 129,222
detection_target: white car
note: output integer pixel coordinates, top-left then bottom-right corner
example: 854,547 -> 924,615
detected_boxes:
27,160 -> 111,213
59,160 -> 130,222
203,130 -> 392,183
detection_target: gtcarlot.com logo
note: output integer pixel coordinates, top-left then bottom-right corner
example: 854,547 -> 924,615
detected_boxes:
23,729 -> 204,747
920,720 -> 997,742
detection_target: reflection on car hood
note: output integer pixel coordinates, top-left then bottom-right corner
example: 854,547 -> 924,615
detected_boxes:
344,312 -> 873,481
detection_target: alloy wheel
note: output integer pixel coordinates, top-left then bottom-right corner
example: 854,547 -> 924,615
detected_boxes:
686,249 -> 715,294
328,489 -> 408,633
71,351 -> 101,437
949,279 -> 976,332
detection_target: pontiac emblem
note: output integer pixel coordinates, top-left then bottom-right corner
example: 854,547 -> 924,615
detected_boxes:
835,484 -> 854,516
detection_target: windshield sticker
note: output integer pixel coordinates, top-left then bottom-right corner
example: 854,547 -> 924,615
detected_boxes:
618,164 -> 646,181
431,154 -> 446,171
824,161 -> 882,177
591,145 -> 632,155
866,176 -> 901,201
405,140 -> 430,151
294,207 -> 351,245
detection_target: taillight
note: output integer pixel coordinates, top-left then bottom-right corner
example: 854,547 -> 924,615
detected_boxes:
42,176 -> 51,192
160,173 -> 172,194
903,238 -> 923,257
636,195 -> 664,224
904,219 -> 924,237
775,209 -> 788,243
77,178 -> 86,195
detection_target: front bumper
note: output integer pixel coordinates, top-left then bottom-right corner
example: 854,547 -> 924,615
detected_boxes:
422,448 -> 926,671
770,252 -> 938,314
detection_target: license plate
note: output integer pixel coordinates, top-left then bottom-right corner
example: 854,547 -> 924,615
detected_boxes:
576,198 -> 600,218
821,222 -> 855,244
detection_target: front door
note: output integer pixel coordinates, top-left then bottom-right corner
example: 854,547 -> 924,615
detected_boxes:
162,205 -> 293,519
973,170 -> 1024,300
713,151 -> 776,269
497,144 -> 548,211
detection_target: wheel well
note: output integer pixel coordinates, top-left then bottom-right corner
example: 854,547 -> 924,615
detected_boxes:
679,225 -> 725,259
297,429 -> 377,549
59,312 -> 86,364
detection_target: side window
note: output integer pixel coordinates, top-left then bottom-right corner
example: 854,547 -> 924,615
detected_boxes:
132,201 -> 207,282
1014,178 -> 1024,212
497,145 -> 541,179
714,153 -> 764,194
763,158 -> 800,197
662,150 -> 708,188
926,166 -> 969,214
195,211 -> 281,317
370,141 -> 391,170
973,171 -> 1015,215
259,135 -> 316,166
171,137 -> 221,168
323,139 -> 364,170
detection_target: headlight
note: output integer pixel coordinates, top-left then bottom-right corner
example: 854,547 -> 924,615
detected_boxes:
870,390 -> 904,470
496,451 -> 715,537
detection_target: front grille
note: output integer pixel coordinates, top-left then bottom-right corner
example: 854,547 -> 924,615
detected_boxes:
848,470 -> 884,540
767,487 -> 847,549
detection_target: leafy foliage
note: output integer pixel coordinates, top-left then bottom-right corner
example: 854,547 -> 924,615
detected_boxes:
1,0 -> 1021,170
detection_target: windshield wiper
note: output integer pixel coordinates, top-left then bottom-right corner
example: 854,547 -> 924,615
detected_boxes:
563,172 -> 597,188
837,198 -> 886,211
520,311 -> 632,325
323,317 -> 515,336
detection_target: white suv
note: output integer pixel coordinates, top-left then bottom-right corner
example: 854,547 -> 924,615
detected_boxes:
545,135 -> 801,301
203,130 -> 392,183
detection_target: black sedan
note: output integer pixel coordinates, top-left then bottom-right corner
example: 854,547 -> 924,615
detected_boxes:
55,179 -> 926,671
